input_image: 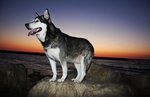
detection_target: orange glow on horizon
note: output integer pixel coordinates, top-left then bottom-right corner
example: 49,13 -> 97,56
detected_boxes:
95,51 -> 150,59
94,46 -> 150,59
1,42 -> 150,59
0,29 -> 150,59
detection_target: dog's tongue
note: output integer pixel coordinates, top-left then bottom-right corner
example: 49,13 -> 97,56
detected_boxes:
28,28 -> 39,36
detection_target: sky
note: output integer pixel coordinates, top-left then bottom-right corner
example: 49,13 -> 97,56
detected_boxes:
0,0 -> 150,59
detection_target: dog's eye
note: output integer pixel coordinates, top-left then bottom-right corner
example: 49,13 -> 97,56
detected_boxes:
35,20 -> 39,22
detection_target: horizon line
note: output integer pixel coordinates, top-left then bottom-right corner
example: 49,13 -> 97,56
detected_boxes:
0,49 -> 149,61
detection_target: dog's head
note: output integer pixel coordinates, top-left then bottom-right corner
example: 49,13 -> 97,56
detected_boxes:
25,9 -> 51,36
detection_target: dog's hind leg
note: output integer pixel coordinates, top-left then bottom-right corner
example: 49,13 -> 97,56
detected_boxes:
71,63 -> 81,82
78,56 -> 86,82
57,61 -> 68,82
49,58 -> 57,82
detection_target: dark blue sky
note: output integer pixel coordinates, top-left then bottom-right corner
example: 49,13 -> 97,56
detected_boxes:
1,0 -> 150,29
0,0 -> 150,58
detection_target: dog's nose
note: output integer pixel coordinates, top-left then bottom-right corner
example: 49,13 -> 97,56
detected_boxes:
25,23 -> 29,28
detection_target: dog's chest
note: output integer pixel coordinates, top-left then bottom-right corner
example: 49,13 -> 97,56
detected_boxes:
45,47 -> 60,61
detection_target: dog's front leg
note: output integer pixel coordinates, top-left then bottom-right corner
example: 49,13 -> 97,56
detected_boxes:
48,58 -> 57,82
57,61 -> 68,82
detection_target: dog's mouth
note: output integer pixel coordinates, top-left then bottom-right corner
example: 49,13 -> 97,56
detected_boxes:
28,27 -> 42,36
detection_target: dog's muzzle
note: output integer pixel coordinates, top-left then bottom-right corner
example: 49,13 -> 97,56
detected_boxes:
25,23 -> 42,36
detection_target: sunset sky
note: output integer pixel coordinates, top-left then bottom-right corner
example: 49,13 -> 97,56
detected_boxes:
0,0 -> 150,59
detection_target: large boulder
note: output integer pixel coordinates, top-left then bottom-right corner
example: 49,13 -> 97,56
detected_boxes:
0,64 -> 28,97
123,74 -> 150,97
85,62 -> 121,83
28,78 -> 133,97
28,62 -> 134,97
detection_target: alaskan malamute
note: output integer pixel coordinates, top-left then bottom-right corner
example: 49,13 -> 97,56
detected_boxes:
25,9 -> 94,82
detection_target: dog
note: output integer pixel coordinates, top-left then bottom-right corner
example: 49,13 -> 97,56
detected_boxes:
25,9 -> 94,82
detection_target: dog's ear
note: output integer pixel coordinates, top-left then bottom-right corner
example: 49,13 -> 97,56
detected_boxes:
35,12 -> 39,16
44,9 -> 51,22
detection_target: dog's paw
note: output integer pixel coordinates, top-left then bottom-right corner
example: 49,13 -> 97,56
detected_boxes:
71,78 -> 77,81
49,78 -> 56,82
71,78 -> 81,83
57,78 -> 65,82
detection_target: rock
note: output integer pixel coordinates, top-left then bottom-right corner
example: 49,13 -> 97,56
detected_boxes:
123,74 -> 150,97
28,62 -> 134,97
28,77 -> 133,97
85,62 -> 121,83
0,64 -> 28,97
29,71 -> 43,85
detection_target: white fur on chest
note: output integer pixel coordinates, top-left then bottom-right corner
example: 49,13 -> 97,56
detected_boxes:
45,47 -> 60,61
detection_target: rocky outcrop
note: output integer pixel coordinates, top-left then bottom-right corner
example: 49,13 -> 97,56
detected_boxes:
85,62 -> 121,83
28,77 -> 133,97
28,63 -> 134,97
0,64 -> 28,97
1,57 -> 149,97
